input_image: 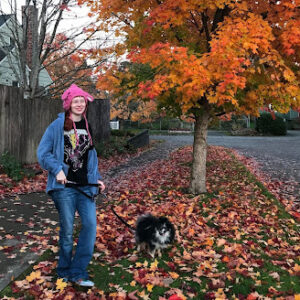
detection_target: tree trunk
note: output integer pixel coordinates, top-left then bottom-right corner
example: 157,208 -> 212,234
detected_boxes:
190,109 -> 210,194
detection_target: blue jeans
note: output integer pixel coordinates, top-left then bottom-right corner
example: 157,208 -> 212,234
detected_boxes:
51,187 -> 97,281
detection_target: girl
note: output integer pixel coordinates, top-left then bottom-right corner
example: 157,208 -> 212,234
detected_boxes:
37,84 -> 105,287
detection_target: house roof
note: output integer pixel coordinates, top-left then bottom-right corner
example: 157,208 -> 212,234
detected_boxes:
0,14 -> 15,63
0,49 -> 6,62
0,44 -> 15,63
0,14 -> 12,27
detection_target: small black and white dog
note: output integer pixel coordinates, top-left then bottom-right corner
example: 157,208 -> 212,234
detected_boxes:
135,214 -> 175,258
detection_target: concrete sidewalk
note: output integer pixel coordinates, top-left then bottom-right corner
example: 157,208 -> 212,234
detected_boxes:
0,193 -> 58,290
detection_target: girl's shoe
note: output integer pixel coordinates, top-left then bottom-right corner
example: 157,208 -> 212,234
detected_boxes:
75,279 -> 94,287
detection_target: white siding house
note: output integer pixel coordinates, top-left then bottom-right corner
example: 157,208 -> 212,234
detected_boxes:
0,14 -> 52,89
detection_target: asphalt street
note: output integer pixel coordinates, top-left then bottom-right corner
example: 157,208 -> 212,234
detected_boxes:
151,130 -> 300,184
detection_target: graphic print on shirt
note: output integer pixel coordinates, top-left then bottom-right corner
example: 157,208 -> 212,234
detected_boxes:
64,129 -> 90,172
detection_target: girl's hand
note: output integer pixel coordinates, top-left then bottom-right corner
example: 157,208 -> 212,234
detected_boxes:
97,180 -> 105,192
56,170 -> 67,184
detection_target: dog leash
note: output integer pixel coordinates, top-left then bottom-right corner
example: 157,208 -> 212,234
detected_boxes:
110,206 -> 135,231
66,181 -> 135,231
66,180 -> 100,201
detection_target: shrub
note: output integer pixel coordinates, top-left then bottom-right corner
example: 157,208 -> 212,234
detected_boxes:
111,129 -> 135,137
0,152 -> 35,181
95,136 -> 136,159
220,116 -> 247,131
256,113 -> 287,135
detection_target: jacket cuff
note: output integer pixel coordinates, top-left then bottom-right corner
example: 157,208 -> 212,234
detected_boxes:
53,166 -> 63,177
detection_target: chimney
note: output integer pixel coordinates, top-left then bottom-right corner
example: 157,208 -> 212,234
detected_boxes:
22,5 -> 38,69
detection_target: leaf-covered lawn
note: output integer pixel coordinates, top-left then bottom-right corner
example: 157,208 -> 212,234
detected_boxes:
1,146 -> 299,299
0,149 -> 144,198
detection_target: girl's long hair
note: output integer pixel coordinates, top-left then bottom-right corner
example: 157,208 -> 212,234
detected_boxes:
64,111 -> 73,131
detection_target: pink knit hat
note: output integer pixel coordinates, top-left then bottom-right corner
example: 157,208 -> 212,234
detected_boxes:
61,83 -> 94,110
62,84 -> 94,146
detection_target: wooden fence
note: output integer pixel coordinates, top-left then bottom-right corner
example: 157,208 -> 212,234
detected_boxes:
0,85 -> 110,164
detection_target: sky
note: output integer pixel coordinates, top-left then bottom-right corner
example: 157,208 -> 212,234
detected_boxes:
0,0 -> 125,65
0,0 -> 92,29
0,0 -> 116,47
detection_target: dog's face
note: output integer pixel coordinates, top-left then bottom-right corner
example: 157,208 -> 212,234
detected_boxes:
156,218 -> 170,235
155,217 -> 174,243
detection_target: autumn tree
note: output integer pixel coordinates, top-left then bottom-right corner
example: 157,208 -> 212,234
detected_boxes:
82,0 -> 300,194
0,0 -> 101,98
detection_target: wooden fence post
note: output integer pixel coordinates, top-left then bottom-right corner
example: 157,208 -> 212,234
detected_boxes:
87,98 -> 110,144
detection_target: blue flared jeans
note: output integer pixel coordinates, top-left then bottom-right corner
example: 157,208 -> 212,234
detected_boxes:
51,186 -> 96,281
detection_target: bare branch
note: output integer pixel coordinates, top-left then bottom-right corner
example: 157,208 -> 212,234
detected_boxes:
189,11 -> 204,35
40,0 -> 72,63
42,28 -> 110,70
111,12 -> 134,29
45,58 -> 107,97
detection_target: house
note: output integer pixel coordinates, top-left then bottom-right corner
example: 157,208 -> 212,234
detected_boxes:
0,11 -> 52,89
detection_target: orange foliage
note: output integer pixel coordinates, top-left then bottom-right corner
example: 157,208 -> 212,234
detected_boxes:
81,0 -> 300,119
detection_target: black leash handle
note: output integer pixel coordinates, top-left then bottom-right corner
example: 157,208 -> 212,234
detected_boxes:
66,181 -> 102,201
66,180 -> 100,187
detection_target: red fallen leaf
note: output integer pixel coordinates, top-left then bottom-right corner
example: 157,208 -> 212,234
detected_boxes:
30,247 -> 41,253
128,255 -> 138,262
253,259 -> 264,267
11,282 -> 21,294
204,292 -> 215,299
226,259 -> 239,269
168,295 -> 183,300
138,269 -> 147,279
5,234 -> 14,239
3,246 -> 14,253
28,284 -> 42,297
246,292 -> 260,300
222,256 -> 230,263
167,262 -> 176,271
291,211 -> 300,219
208,278 -> 225,289
128,290 -> 139,300
268,286 -> 283,296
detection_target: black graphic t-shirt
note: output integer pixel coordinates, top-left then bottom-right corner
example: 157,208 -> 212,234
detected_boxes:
64,119 -> 93,184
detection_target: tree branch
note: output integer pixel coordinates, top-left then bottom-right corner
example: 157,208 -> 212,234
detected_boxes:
40,0 -> 72,64
111,12 -> 134,29
211,6 -> 231,33
201,12 -> 210,52
189,11 -> 204,35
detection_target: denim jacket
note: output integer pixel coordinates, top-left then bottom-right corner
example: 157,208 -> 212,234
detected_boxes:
37,113 -> 102,195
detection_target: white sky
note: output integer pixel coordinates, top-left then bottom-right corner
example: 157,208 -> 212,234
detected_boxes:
0,0 -> 119,46
0,0 -> 92,30
0,0 -> 125,65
